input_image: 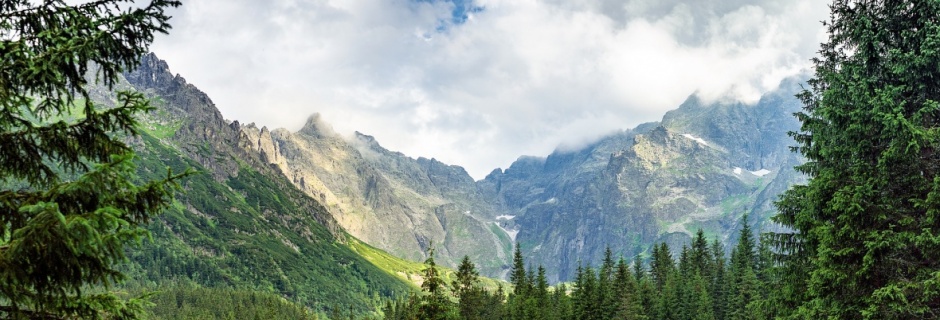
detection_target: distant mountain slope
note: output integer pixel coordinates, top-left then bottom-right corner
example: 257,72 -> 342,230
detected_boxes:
481,79 -> 805,282
122,51 -> 808,286
227,74 -> 805,283
238,115 -> 513,276
104,54 -> 414,315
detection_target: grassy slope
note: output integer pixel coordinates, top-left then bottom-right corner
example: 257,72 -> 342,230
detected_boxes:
124,132 -> 413,316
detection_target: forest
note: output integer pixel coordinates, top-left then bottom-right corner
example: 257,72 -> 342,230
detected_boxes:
3,0 -> 940,319
383,217 -> 771,320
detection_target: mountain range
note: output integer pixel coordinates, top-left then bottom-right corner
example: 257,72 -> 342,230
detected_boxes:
163,50 -> 805,282
97,53 -> 807,314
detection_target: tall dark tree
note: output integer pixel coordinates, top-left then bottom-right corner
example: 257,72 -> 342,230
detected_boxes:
729,215 -> 761,320
650,243 -> 674,290
772,0 -> 940,317
419,246 -> 454,320
509,244 -> 529,295
632,253 -> 645,283
598,247 -> 617,319
533,265 -> 550,320
452,255 -> 484,320
508,244 -> 531,320
710,238 -> 728,320
614,258 -> 646,320
731,215 -> 756,274
690,229 -> 712,277
0,0 -> 184,319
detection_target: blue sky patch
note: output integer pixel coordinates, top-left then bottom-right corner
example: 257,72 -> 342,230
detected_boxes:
415,0 -> 484,27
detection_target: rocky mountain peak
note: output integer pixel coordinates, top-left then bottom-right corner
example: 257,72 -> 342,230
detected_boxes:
299,113 -> 337,138
126,52 -> 176,88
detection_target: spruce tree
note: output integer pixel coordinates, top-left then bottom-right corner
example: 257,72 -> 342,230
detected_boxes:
731,214 -> 756,274
552,283 -> 571,320
650,243 -> 673,290
632,253 -> 645,282
508,244 -> 530,320
614,258 -> 646,320
690,229 -> 713,278
772,0 -> 940,317
419,246 -> 454,320
709,238 -> 728,320
598,247 -> 617,319
509,244 -> 529,295
533,265 -> 549,320
0,1 -> 184,318
452,255 -> 484,320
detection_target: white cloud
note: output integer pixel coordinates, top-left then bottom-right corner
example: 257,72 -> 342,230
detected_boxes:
150,0 -> 828,179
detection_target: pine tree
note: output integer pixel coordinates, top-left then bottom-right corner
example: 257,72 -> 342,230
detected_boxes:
691,229 -> 713,278
483,285 -> 507,320
771,0 -> 940,317
580,266 -> 599,320
632,253 -> 645,283
452,255 -> 484,320
552,283 -> 571,320
508,244 -> 531,320
598,247 -> 617,319
614,258 -> 646,320
0,1 -> 185,318
657,268 -> 682,320
419,245 -> 454,320
509,243 -> 529,295
676,245 -> 693,320
650,243 -> 674,290
533,265 -> 550,320
731,215 -> 756,274
709,238 -> 728,320
729,215 -> 759,320
689,272 -> 715,320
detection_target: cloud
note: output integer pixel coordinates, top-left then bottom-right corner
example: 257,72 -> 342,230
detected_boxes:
150,0 -> 828,179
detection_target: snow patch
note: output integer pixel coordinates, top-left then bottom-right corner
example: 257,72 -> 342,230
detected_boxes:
681,133 -> 709,146
494,222 -> 519,242
733,167 -> 743,175
750,169 -> 771,177
544,197 -> 557,204
495,215 -> 515,220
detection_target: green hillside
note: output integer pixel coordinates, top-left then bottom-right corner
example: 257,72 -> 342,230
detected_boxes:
120,131 -> 411,316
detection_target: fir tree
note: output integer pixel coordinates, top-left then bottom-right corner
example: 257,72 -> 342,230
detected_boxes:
509,243 -> 530,296
419,245 -> 454,320
614,257 -> 646,320
632,253 -> 645,282
650,243 -> 674,290
731,214 -> 757,274
551,283 -> 571,320
508,244 -> 532,320
452,255 -> 484,320
598,247 -> 617,319
710,238 -> 728,320
0,1 -> 185,318
772,0 -> 940,317
691,229 -> 713,278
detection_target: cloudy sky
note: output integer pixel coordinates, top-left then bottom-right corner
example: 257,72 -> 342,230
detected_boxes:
150,0 -> 828,179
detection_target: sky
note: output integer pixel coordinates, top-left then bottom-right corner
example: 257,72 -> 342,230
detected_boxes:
150,0 -> 828,180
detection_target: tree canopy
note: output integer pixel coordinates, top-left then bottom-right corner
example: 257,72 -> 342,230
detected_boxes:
772,0 -> 940,318
0,0 -> 182,318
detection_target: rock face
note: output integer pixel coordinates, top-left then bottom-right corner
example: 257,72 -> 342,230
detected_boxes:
126,52 -> 807,283
125,53 -> 241,180
480,78 -> 805,282
238,114 -> 514,276
114,54 -> 412,312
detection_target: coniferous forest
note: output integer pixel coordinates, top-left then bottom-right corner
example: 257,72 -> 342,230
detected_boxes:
3,0 -> 940,319
384,218 -> 773,320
